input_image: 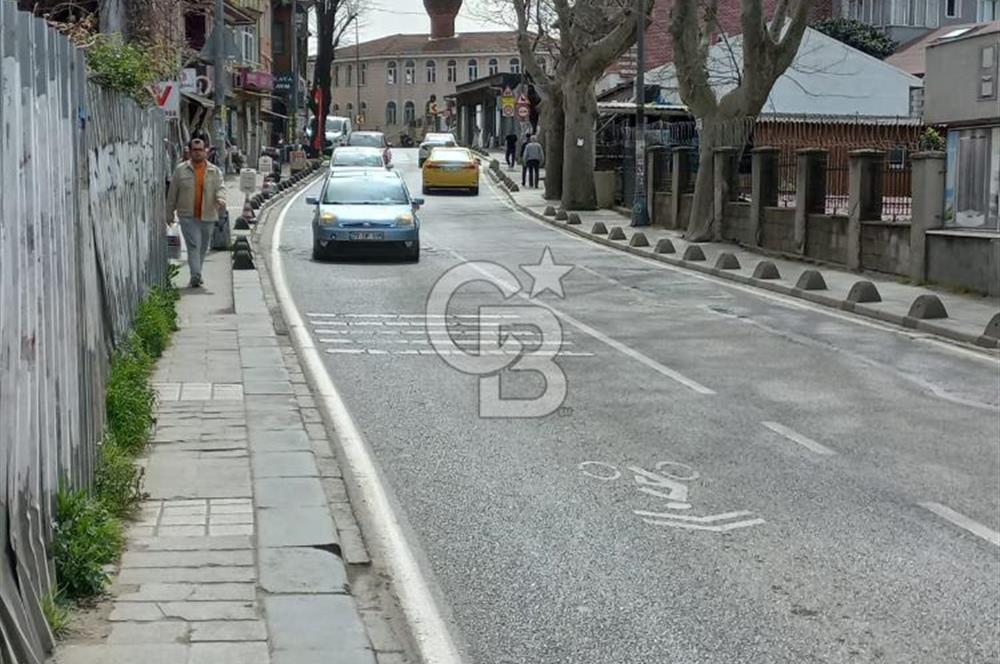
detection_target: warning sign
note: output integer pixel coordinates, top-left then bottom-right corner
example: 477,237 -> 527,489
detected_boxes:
515,93 -> 530,120
153,81 -> 179,120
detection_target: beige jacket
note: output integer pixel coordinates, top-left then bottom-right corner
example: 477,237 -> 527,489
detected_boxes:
166,161 -> 226,222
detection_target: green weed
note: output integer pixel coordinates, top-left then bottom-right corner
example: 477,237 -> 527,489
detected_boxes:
105,334 -> 155,455
95,434 -> 145,518
41,592 -> 71,639
52,488 -> 123,600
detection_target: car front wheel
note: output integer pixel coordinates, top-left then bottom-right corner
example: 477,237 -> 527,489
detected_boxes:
312,239 -> 326,260
404,241 -> 420,262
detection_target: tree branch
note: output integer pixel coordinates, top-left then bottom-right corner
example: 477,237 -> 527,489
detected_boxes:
669,0 -> 718,116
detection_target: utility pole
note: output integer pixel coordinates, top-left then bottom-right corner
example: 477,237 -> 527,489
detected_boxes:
354,15 -> 361,126
290,0 -> 299,145
630,0 -> 648,226
213,0 -> 227,157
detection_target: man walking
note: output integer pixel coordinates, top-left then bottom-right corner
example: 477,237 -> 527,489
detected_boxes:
523,134 -> 544,189
504,132 -> 518,169
166,138 -> 227,288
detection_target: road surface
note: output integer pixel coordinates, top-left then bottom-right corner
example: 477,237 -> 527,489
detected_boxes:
275,149 -> 1000,664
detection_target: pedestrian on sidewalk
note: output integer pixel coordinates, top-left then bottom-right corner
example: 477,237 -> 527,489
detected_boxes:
166,138 -> 227,288
504,132 -> 518,168
523,135 -> 544,189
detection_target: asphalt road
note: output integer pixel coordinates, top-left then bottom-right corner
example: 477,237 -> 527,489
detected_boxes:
277,149 -> 1000,664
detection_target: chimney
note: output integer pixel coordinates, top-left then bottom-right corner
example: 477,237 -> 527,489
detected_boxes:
424,0 -> 462,39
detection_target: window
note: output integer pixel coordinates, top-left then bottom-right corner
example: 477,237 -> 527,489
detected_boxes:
346,64 -> 353,87
510,57 -> 520,74
346,102 -> 353,120
239,26 -> 258,65
387,61 -> 397,85
488,58 -> 499,75
273,22 -> 285,54
426,60 -> 437,83
360,101 -> 368,124
467,59 -> 478,80
981,46 -> 997,99
386,101 -> 397,125
981,0 -> 999,19
403,100 -> 416,125
447,59 -> 457,82
405,60 -> 415,84
360,62 -> 366,86
333,65 -> 340,87
945,127 -> 1000,229
332,103 -> 340,112
945,0 -> 957,15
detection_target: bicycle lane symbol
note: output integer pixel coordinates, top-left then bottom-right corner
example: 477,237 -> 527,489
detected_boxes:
579,461 -> 765,533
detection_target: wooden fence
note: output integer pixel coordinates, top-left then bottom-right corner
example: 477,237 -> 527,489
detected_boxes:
0,4 -> 168,662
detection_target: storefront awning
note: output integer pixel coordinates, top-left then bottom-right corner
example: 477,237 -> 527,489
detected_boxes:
181,91 -> 215,109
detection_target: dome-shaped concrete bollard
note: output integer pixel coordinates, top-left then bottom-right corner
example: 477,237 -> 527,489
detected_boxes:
567,213 -> 581,225
682,244 -> 706,261
591,221 -> 608,235
629,232 -> 650,247
984,313 -> 1000,340
234,217 -> 251,231
608,226 -> 627,240
232,248 -> 255,270
555,209 -> 569,221
509,183 -> 520,192
846,280 -> 881,303
752,261 -> 781,280
714,252 -> 740,270
795,269 -> 828,291
907,294 -> 948,320
654,238 -> 676,254
544,206 -> 557,217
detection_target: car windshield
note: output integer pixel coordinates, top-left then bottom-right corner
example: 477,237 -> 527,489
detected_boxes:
333,152 -> 383,167
322,178 -> 408,205
349,134 -> 383,147
326,118 -> 345,132
430,149 -> 471,163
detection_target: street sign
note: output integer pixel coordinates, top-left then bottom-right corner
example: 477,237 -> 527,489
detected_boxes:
153,81 -> 179,120
515,93 -> 530,120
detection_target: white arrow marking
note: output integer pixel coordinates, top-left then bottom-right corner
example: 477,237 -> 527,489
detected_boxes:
633,509 -> 756,523
641,517 -> 766,532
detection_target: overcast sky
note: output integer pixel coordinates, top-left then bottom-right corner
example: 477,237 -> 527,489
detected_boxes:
309,0 -> 508,55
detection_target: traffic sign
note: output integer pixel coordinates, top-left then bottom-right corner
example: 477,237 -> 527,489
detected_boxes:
515,93 -> 530,120
153,81 -> 179,120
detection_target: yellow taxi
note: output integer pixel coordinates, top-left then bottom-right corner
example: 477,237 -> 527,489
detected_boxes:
421,147 -> 480,195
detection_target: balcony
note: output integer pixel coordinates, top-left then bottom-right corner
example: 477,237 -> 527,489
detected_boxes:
224,0 -> 262,25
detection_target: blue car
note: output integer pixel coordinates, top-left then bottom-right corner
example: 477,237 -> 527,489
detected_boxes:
307,169 -> 422,261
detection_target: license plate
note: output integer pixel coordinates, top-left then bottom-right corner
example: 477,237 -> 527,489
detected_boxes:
349,231 -> 383,240
442,165 -> 465,171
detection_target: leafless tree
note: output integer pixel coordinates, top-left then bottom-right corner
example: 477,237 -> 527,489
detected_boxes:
670,0 -> 810,241
311,0 -> 364,152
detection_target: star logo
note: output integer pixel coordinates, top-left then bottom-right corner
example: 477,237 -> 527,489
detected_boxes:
520,247 -> 574,299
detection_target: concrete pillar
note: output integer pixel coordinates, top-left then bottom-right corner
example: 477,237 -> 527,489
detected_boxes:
794,148 -> 828,255
713,147 -> 737,242
750,146 -> 779,247
909,151 -> 946,284
847,149 -> 885,271
670,146 -> 695,230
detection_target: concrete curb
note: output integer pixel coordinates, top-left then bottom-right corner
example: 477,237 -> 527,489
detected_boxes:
484,169 -> 999,351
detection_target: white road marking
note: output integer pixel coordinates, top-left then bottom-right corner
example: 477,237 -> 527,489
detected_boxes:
273,182 -> 463,664
919,502 -> 1000,547
640,517 -> 767,532
634,509 -> 756,522
761,421 -> 837,456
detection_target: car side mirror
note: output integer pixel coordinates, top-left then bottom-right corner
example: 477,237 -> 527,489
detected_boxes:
386,163 -> 394,170
411,198 -> 424,209
305,196 -> 319,205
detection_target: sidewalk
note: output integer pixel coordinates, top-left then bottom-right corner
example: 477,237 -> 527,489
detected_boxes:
485,167 -> 1000,350
55,179 -> 402,663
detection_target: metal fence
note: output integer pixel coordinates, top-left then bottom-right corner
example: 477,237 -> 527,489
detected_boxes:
0,5 -> 168,662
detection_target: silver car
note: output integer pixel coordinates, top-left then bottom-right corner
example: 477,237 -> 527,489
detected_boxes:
329,146 -> 388,173
418,132 -> 458,166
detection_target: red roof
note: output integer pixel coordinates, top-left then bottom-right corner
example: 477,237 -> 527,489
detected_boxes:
333,31 -> 520,59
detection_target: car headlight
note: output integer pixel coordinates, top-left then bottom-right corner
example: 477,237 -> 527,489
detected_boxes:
318,212 -> 338,225
395,213 -> 413,227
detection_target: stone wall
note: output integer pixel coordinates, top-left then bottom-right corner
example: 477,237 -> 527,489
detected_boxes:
722,202 -> 754,245
927,232 -> 1000,296
761,207 -> 797,254
806,214 -> 849,264
861,222 -> 911,276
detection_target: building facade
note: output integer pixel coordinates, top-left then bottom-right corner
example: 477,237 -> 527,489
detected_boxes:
839,0 -> 997,43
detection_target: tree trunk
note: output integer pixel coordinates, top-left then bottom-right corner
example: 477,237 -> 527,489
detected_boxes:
684,125 -> 718,241
560,76 -> 598,210
311,10 -> 334,155
541,91 -> 565,201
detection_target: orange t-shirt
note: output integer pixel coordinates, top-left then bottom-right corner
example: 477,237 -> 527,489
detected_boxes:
192,161 -> 207,220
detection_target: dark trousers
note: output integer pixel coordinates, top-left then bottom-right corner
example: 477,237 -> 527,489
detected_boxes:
505,146 -> 516,167
525,159 -> 540,188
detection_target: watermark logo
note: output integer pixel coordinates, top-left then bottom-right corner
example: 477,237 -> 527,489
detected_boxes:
425,248 -> 574,418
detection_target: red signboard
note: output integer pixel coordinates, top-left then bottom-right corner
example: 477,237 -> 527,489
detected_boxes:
238,70 -> 274,92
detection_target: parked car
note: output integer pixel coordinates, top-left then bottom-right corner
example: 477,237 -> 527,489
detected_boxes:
304,115 -> 352,155
306,170 -> 423,261
418,132 -> 458,166
329,146 -> 388,173
422,146 -> 480,195
346,131 -> 392,166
